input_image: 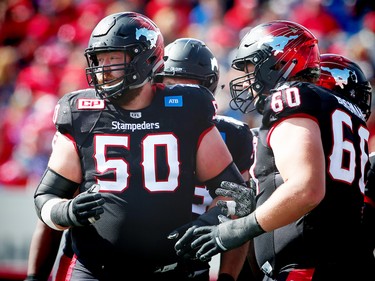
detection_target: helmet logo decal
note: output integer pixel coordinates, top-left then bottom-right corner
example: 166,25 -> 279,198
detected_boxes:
211,57 -> 218,72
136,28 -> 159,48
258,35 -> 298,55
321,66 -> 356,89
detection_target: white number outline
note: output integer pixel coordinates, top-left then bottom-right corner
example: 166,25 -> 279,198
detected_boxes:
329,110 -> 369,193
271,87 -> 301,112
93,134 -> 180,192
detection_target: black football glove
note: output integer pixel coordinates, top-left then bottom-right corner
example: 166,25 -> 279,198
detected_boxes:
215,181 -> 256,217
168,206 -> 223,240
167,206 -> 223,260
51,184 -> 105,227
175,212 -> 264,262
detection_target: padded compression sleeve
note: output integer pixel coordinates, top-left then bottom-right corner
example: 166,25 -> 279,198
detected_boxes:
34,168 -> 79,224
204,162 -> 245,198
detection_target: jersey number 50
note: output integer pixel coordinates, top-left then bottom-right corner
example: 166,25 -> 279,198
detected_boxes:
94,134 -> 180,192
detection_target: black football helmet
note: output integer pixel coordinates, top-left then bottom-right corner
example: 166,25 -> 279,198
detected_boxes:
85,12 -> 164,100
317,53 -> 372,121
154,38 -> 219,93
229,20 -> 320,113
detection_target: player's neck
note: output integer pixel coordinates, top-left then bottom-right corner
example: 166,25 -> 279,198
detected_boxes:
115,83 -> 154,110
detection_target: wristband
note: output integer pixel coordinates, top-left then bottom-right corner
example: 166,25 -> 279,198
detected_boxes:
41,198 -> 68,231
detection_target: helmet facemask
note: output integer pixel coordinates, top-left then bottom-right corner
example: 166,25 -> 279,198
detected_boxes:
85,45 -> 147,100
229,49 -> 275,114
229,70 -> 264,114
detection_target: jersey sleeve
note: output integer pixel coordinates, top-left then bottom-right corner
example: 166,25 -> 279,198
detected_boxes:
194,85 -> 217,128
215,116 -> 254,173
233,123 -> 254,172
53,93 -> 74,135
174,84 -> 217,132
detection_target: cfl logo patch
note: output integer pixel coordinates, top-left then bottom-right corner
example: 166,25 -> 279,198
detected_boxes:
130,112 -> 142,119
77,99 -> 105,109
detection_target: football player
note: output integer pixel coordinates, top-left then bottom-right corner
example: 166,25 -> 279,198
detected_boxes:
32,12 -> 247,280
317,53 -> 375,270
154,37 -> 262,281
174,20 -> 375,280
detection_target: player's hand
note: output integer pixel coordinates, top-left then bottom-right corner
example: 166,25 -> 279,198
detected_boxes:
167,206 -> 224,240
167,206 -> 224,260
215,181 -> 256,217
175,213 -> 265,262
173,225 -> 200,259
68,184 -> 105,226
167,221 -> 195,240
175,223 -> 232,262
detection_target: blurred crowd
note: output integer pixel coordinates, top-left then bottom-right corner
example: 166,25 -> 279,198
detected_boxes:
0,0 -> 374,189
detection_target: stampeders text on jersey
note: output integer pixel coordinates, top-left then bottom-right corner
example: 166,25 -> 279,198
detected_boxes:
112,121 -> 160,132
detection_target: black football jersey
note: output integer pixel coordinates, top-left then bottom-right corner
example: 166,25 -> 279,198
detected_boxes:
215,115 -> 254,174
252,81 -> 370,273
53,83 -> 217,266
192,115 -> 254,216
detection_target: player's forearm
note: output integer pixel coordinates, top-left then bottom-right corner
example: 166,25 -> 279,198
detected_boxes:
219,241 -> 250,280
26,221 -> 63,279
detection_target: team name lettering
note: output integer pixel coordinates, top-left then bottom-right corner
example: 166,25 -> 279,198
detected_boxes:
112,121 -> 160,132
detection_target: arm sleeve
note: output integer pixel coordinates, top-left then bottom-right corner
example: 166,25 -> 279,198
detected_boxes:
204,162 -> 245,198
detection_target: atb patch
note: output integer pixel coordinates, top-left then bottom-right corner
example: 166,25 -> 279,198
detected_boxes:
164,96 -> 183,107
